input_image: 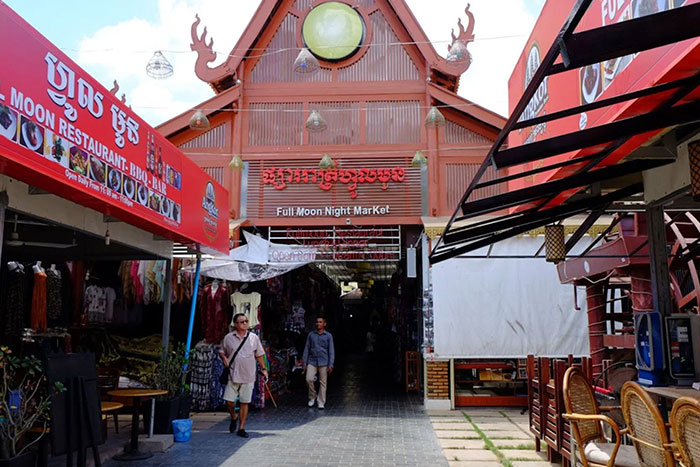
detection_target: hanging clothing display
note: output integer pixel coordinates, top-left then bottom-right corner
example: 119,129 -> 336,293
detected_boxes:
4,264 -> 26,335
84,285 -> 107,324
190,342 -> 215,412
231,291 -> 261,328
200,282 -> 230,344
208,345 -> 225,410
30,268 -> 47,331
46,267 -> 62,321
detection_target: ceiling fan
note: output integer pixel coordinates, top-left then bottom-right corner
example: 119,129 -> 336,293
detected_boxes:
5,215 -> 77,249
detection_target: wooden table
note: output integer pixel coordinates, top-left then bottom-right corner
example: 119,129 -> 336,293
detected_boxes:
644,386 -> 700,401
645,386 -> 700,421
108,389 -> 167,461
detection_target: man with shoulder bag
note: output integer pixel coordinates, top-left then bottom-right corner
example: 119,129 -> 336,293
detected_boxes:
219,313 -> 268,437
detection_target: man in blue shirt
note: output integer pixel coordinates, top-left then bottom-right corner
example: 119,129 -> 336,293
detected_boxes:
303,316 -> 335,409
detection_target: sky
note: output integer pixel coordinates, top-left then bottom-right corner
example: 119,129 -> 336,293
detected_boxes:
4,0 -> 546,126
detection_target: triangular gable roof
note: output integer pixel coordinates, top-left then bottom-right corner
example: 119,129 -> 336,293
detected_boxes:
157,84 -> 240,138
427,82 -> 506,132
190,0 -> 473,93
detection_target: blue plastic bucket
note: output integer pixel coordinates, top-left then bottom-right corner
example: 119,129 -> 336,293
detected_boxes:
172,418 -> 193,442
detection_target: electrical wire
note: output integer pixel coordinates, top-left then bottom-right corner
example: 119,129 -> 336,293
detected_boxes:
132,100 -> 508,113
64,33 -> 528,61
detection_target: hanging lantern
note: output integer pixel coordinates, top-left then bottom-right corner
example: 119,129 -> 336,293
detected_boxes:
688,140 -> 700,200
424,106 -> 446,129
146,51 -> 174,79
294,48 -> 320,74
319,154 -> 336,170
545,224 -> 566,263
228,155 -> 244,171
189,110 -> 210,131
446,41 -> 472,66
305,110 -> 327,133
411,150 -> 428,167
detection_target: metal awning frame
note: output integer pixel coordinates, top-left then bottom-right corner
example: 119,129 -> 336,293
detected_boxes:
430,0 -> 700,264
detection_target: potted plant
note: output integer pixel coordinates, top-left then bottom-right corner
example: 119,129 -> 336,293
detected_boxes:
0,347 -> 64,467
143,343 -> 190,434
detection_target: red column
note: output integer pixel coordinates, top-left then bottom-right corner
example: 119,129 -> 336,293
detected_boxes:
629,265 -> 654,313
585,280 -> 607,379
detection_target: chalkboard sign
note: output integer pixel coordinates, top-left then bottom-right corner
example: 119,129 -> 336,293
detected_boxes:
45,352 -> 104,458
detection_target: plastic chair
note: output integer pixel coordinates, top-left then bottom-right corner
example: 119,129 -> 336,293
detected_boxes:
671,396 -> 700,467
620,382 -> 675,466
562,367 -> 638,467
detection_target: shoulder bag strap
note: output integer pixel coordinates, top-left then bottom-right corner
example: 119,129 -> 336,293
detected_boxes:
228,332 -> 250,370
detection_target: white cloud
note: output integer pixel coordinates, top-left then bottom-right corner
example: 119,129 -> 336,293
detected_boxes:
78,0 -> 543,125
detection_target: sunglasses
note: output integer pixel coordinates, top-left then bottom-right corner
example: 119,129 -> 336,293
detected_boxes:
236,319 -> 249,324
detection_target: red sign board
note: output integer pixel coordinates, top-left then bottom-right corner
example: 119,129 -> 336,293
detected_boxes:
508,0 -> 700,191
0,2 -> 228,254
247,158 -> 421,220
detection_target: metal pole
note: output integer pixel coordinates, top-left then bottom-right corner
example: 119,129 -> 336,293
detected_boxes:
161,259 -> 173,360
183,253 -> 202,371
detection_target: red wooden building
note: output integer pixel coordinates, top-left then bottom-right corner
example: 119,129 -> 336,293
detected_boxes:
157,0 -> 503,233
157,0 -> 504,405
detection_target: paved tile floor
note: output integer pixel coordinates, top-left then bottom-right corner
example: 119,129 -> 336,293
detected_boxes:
101,355 -> 446,467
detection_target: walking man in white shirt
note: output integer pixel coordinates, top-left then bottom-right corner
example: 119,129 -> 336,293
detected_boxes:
219,313 -> 268,437
303,316 -> 335,409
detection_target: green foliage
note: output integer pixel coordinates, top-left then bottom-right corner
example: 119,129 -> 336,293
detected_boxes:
0,347 -> 65,459
145,343 -> 190,400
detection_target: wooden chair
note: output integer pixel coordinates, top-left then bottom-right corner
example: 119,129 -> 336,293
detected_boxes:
562,367 -> 638,466
620,382 -> 675,466
97,367 -> 121,434
671,397 -> 700,467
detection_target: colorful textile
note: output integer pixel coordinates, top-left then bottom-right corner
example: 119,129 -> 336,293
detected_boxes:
31,271 -> 47,331
200,283 -> 229,344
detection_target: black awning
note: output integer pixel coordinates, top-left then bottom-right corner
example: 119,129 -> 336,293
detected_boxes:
430,1 -> 700,265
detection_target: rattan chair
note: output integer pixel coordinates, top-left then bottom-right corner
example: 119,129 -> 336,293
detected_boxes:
671,397 -> 700,467
620,382 -> 675,466
562,367 -> 639,466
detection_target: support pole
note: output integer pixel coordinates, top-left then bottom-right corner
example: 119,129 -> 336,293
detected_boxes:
646,205 -> 672,316
183,254 -> 202,371
161,259 -> 173,360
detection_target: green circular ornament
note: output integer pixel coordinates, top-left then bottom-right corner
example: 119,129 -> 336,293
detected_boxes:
302,2 -> 365,61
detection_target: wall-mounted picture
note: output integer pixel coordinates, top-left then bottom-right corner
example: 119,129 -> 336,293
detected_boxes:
0,104 -> 18,142
137,183 -> 148,206
69,146 -> 89,176
122,175 -> 136,200
107,166 -> 122,192
44,131 -> 69,167
580,63 -> 603,104
89,156 -> 106,185
19,116 -> 43,155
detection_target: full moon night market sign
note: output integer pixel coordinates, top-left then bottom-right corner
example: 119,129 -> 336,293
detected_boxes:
262,166 -> 406,199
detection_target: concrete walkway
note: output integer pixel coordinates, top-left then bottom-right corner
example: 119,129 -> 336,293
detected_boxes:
429,407 -> 558,467
100,356 -> 446,467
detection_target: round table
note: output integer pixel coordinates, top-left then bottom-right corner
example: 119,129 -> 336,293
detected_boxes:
107,389 -> 167,461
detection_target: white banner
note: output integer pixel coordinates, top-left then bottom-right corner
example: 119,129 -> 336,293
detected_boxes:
432,236 -> 590,358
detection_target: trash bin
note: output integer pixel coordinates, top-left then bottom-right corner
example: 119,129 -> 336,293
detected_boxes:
172,419 -> 193,443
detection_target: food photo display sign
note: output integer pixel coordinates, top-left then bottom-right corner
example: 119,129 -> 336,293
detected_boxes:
0,2 -> 228,253
507,0 -> 699,191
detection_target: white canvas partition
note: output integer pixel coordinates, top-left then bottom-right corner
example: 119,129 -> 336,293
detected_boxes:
432,236 -> 590,358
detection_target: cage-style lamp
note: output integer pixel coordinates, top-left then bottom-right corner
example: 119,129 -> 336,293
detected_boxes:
305,110 -> 328,133
545,224 -> 566,263
189,110 -> 210,131
294,48 -> 320,74
424,106 -> 446,129
146,51 -> 174,79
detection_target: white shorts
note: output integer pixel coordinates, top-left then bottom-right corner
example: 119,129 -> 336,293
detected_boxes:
223,381 -> 254,404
